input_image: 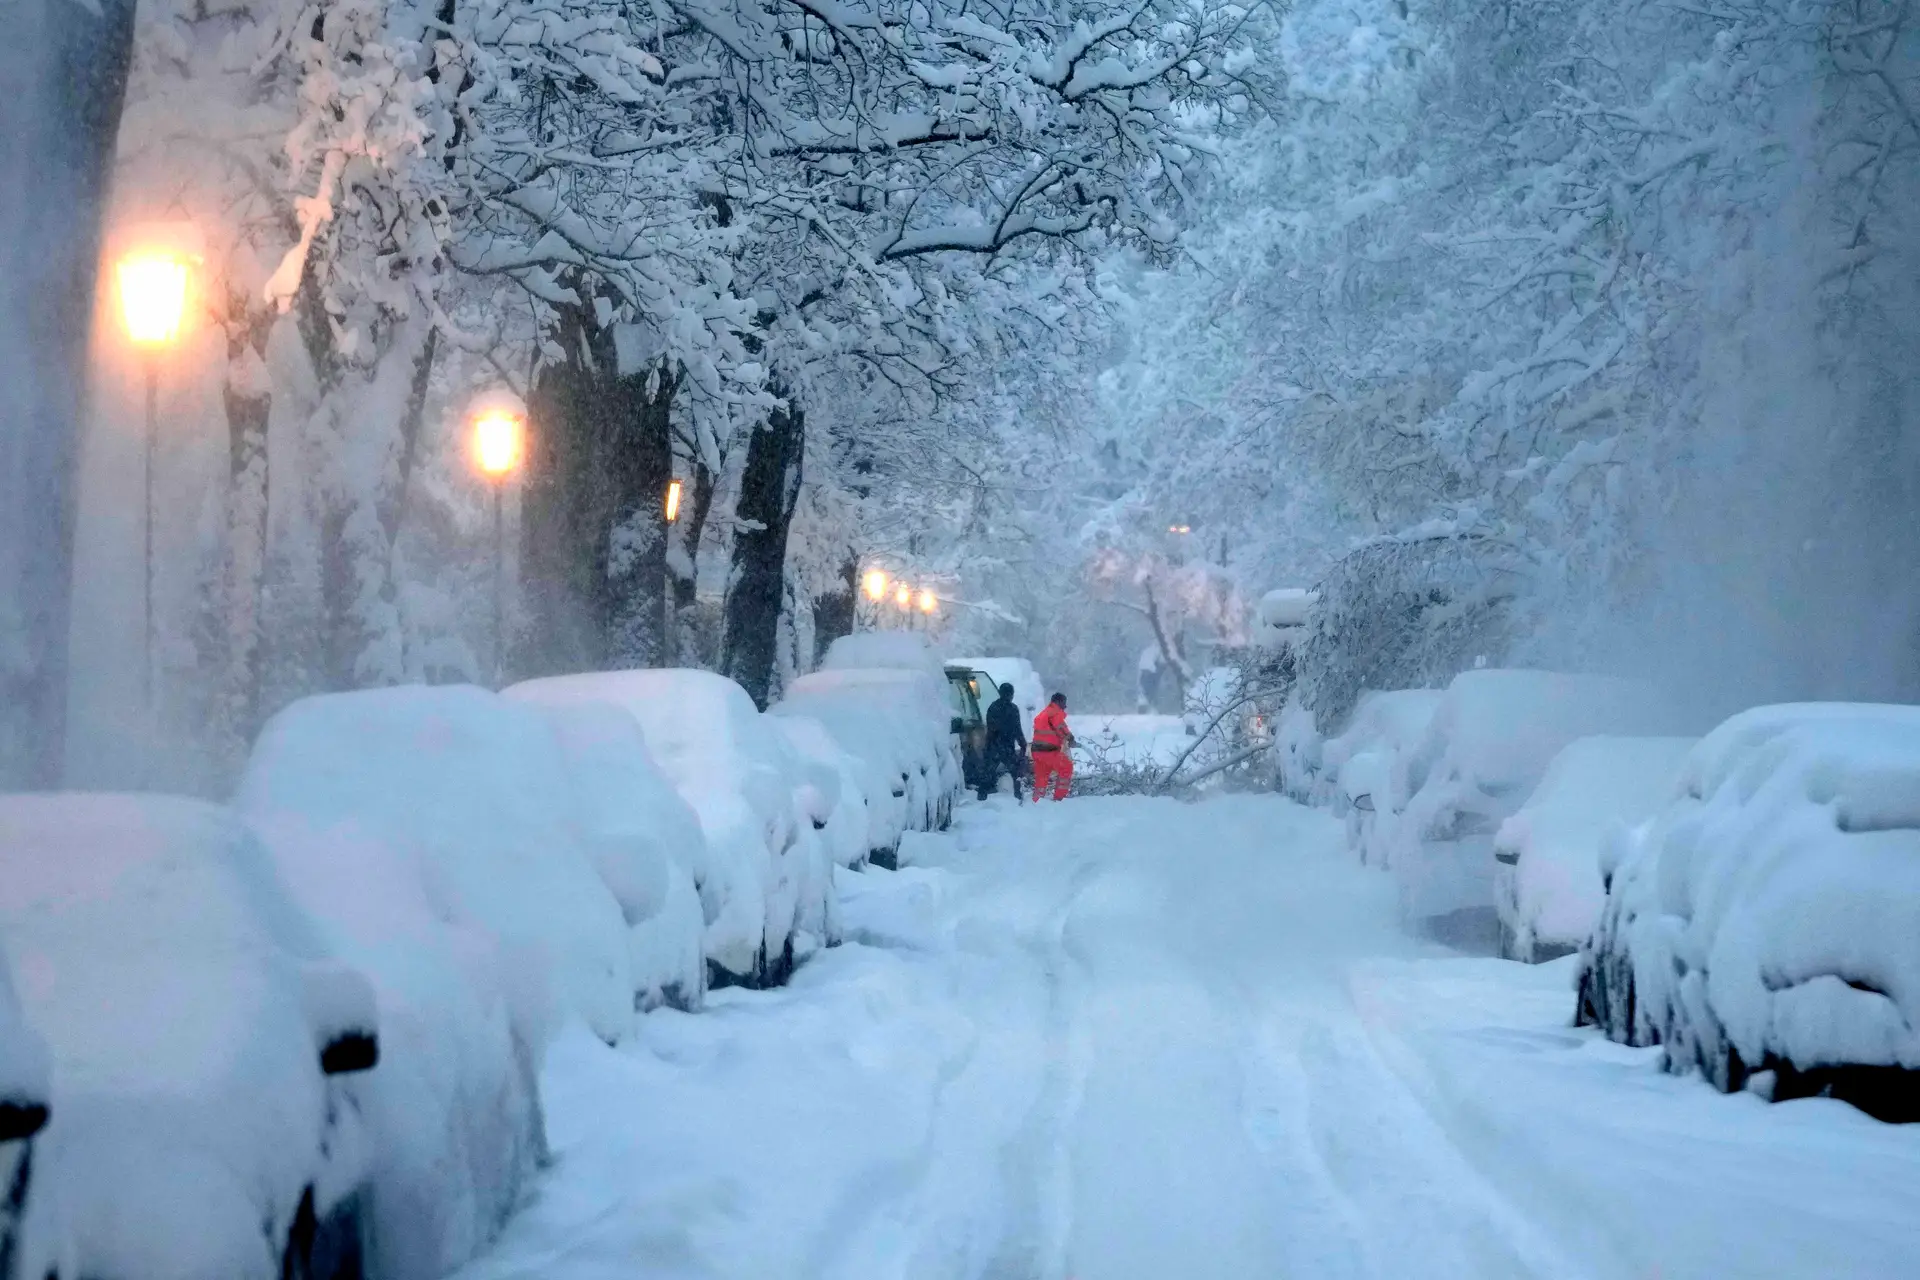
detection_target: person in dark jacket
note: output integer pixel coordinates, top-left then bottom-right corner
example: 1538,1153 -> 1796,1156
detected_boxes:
979,683 -> 1027,800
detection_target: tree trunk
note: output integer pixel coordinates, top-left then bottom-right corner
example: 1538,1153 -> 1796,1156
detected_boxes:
217,302 -> 274,765
318,321 -> 437,690
719,400 -> 805,708
0,0 -> 136,788
521,308 -> 677,678
812,553 -> 858,665
669,452 -> 716,662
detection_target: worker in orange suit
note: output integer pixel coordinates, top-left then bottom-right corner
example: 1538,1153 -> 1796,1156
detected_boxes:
1030,692 -> 1077,802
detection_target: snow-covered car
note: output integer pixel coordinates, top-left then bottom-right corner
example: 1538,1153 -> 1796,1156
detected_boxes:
1579,704 -> 1920,1120
0,795 -> 380,1280
1253,587 -> 1315,649
943,664 -> 990,795
821,633 -> 968,799
1386,669 -> 1695,947
0,952 -> 51,1280
1491,735 -> 1696,963
769,713 -> 872,871
774,666 -> 957,867
507,668 -> 829,987
1322,689 -> 1444,863
510,697 -> 713,1012
239,684 -> 637,1278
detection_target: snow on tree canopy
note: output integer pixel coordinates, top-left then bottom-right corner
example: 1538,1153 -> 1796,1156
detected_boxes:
1581,704 -> 1920,1116
1492,735 -> 1697,962
0,794 -> 374,1280
504,669 -> 813,984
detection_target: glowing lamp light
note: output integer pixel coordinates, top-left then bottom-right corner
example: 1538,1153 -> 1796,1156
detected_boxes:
917,589 -> 937,614
472,410 -> 524,479
894,584 -> 912,608
665,478 -> 683,523
1168,524 -> 1192,535
117,252 -> 190,347
863,568 -> 889,601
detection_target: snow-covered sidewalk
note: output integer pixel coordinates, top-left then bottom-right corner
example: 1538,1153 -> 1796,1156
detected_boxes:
452,794 -> 1920,1280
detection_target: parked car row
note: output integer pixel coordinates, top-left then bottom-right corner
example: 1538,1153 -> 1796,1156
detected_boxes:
0,643 -> 965,1280
1286,670 -> 1920,1115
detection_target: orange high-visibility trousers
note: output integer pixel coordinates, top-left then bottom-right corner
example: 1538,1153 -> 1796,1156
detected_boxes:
1031,749 -> 1072,801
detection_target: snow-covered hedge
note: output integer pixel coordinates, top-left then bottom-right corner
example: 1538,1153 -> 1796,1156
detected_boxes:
1492,735 -> 1696,963
507,669 -> 834,986
1383,669 -> 1695,935
1578,705 -> 1920,1120
0,795 -> 380,1280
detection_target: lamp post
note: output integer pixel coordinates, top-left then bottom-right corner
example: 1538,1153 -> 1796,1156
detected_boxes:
471,407 -> 524,683
115,247 -> 191,711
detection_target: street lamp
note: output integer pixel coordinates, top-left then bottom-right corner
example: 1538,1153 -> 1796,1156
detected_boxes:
471,406 -> 524,683
665,478 -> 683,523
116,244 -> 192,711
863,568 -> 888,601
917,588 -> 937,614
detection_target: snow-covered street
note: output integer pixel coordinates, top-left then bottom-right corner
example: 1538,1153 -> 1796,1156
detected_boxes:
452,795 -> 1920,1280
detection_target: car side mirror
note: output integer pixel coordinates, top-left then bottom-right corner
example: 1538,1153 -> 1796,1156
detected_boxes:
950,717 -> 965,734
0,1097 -> 49,1142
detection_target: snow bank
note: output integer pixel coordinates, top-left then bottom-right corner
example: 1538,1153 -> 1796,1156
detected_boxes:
0,795 -> 376,1280
1386,670 -> 1695,932
0,947 -> 54,1279
506,697 -> 710,1012
1492,736 -> 1696,962
949,655 -> 1045,724
1580,704 -> 1920,1118
506,669 -> 815,985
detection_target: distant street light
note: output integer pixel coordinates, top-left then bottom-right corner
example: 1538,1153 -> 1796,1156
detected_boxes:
863,568 -> 889,601
1168,524 -> 1192,535
917,588 -> 937,614
116,242 -> 193,711
471,406 -> 525,683
894,583 -> 912,609
665,478 -> 683,523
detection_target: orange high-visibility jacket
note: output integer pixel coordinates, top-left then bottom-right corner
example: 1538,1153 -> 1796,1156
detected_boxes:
1032,704 -> 1070,751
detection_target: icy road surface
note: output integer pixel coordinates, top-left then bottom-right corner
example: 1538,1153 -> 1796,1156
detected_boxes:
454,795 -> 1920,1280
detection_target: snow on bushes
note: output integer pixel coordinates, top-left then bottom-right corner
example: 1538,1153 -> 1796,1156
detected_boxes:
504,696 -> 710,1012
1385,669 -> 1695,938
506,669 -> 822,986
1491,735 -> 1696,963
1579,704 -> 1920,1121
0,795 -> 378,1280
